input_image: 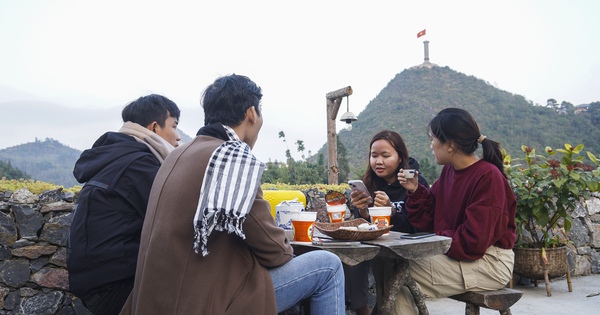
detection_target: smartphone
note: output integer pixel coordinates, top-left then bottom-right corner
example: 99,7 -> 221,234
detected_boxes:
348,180 -> 370,196
312,237 -> 361,246
400,232 -> 436,240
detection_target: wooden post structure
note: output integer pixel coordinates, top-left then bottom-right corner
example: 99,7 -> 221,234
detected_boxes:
326,86 -> 353,185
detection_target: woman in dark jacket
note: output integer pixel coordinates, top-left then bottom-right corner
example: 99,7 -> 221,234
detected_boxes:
346,130 -> 429,315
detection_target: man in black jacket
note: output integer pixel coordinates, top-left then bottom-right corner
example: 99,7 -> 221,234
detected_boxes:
67,94 -> 180,315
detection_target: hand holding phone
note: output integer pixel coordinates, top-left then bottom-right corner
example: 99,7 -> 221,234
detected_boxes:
348,180 -> 373,211
348,180 -> 369,196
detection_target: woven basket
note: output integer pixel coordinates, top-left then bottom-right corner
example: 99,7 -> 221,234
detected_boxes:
513,246 -> 568,280
313,218 -> 393,241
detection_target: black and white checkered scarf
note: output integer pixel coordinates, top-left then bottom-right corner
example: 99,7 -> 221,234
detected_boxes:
193,124 -> 265,256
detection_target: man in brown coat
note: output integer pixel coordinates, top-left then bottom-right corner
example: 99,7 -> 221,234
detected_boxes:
120,74 -> 345,315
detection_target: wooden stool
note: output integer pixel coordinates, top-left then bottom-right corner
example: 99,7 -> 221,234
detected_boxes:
449,288 -> 523,315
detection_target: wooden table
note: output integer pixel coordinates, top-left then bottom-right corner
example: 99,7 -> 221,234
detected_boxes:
292,231 -> 451,315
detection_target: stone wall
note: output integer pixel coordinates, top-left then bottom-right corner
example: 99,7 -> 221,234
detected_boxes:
566,193 -> 600,275
1,187 -> 599,314
0,188 -> 89,315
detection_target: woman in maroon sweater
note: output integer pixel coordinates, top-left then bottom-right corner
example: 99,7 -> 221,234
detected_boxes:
396,108 -> 517,315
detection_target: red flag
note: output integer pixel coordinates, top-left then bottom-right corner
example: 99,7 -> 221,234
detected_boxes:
417,29 -> 426,38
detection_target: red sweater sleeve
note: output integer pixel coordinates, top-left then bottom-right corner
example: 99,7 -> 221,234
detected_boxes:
405,183 -> 435,232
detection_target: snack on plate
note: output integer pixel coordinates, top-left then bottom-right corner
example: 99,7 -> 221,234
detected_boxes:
338,226 -> 358,231
357,223 -> 378,231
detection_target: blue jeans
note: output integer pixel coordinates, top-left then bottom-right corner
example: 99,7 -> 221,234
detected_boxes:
270,250 -> 345,315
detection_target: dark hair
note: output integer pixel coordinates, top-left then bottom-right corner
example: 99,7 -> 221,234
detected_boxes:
428,107 -> 506,177
121,94 -> 180,127
361,130 -> 410,196
202,74 -> 262,126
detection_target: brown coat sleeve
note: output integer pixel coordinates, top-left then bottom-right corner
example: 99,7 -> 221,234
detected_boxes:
241,187 -> 294,268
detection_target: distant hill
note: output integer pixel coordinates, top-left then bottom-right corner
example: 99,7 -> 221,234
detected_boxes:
0,131 -> 194,188
0,139 -> 82,187
315,65 -> 600,180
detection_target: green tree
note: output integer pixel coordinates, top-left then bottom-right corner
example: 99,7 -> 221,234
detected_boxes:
262,160 -> 290,184
0,160 -> 31,180
589,102 -> 600,126
546,98 -> 558,109
262,131 -> 327,185
316,153 -> 328,184
337,136 -> 350,183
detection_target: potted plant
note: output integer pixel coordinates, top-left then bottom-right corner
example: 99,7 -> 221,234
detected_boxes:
503,144 -> 600,295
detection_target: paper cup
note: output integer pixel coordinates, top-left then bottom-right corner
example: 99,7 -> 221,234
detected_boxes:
326,204 -> 347,223
369,206 -> 392,233
292,211 -> 317,242
403,169 -> 416,179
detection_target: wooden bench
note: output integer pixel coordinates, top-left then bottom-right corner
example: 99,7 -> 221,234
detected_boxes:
449,288 -> 523,315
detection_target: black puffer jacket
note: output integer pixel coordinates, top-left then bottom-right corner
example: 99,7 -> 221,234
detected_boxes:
352,157 -> 429,233
67,132 -> 160,297
385,157 -> 429,233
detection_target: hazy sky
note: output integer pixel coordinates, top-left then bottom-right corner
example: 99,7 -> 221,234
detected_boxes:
1,0 -> 599,162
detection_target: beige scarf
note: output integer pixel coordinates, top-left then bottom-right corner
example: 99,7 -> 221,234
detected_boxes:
118,121 -> 174,163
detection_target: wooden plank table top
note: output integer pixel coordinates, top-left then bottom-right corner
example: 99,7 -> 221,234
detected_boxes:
290,241 -> 380,267
363,231 -> 452,260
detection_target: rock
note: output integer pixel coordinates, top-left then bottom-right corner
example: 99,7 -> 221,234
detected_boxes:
20,287 -> 39,297
567,217 -> 590,247
576,246 -> 593,255
0,245 -> 12,260
590,221 -> 600,248
572,202 -> 587,218
40,201 -> 74,214
16,290 -> 64,315
590,250 -> 600,274
12,238 -> 35,248
30,257 -> 50,273
11,244 -> 58,259
49,248 -> 67,268
39,189 -> 64,204
31,267 -> 69,291
574,255 -> 592,276
10,188 -> 38,204
0,212 -> 18,246
0,286 -> 9,309
4,289 -> 20,310
12,205 -> 44,240
2,190 -> 13,201
585,197 -> 600,215
61,192 -> 76,203
306,188 -> 328,222
39,213 -> 72,246
0,259 -> 30,287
